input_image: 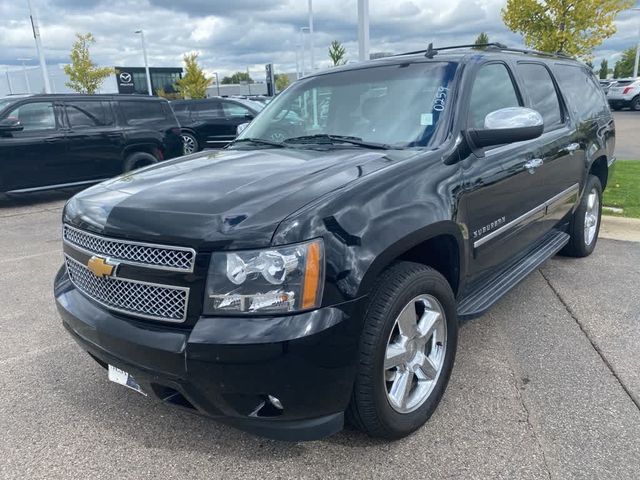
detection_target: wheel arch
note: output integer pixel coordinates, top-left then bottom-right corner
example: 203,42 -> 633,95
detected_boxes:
356,221 -> 465,299
589,155 -> 609,190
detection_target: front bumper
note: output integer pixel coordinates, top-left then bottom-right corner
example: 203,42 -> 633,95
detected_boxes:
54,267 -> 366,441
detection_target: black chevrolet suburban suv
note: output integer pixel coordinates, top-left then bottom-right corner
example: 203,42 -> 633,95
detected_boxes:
54,44 -> 615,441
0,94 -> 182,194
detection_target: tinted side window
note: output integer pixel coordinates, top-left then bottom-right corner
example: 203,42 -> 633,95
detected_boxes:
518,63 -> 562,131
222,102 -> 252,118
119,101 -> 166,126
553,64 -> 608,120
6,102 -> 56,131
193,101 -> 223,118
66,101 -> 114,128
468,64 -> 521,128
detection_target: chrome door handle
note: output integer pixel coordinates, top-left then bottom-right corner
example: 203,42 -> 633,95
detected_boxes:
565,143 -> 580,155
524,158 -> 543,174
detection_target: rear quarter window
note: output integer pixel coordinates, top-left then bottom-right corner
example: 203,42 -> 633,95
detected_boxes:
553,64 -> 609,121
119,100 -> 167,126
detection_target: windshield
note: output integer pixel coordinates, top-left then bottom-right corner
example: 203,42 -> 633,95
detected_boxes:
236,61 -> 458,149
0,97 -> 22,113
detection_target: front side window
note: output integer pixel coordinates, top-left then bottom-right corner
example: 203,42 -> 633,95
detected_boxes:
468,63 -> 521,129
222,102 -> 252,118
6,102 -> 56,131
65,101 -> 114,128
517,63 -> 562,131
238,61 -> 459,148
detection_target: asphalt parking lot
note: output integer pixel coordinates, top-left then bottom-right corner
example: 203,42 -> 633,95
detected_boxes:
613,111 -> 640,160
0,191 -> 639,480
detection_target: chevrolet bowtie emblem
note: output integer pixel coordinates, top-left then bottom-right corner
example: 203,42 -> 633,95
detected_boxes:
87,256 -> 117,278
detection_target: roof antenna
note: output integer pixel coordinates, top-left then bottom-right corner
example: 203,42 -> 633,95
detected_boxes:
425,43 -> 437,59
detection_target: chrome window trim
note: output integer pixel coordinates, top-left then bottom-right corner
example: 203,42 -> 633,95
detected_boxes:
63,224 -> 196,273
64,254 -> 190,323
473,183 -> 579,248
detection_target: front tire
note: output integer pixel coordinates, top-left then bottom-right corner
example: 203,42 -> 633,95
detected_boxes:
181,132 -> 199,154
348,262 -> 458,439
632,96 -> 640,111
561,174 -> 602,257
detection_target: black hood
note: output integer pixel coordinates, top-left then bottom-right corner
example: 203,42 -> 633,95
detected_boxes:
64,147 -> 413,249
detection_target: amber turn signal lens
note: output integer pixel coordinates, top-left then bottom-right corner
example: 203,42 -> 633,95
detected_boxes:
301,240 -> 322,309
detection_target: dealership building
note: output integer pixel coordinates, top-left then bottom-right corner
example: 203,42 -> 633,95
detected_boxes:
114,67 -> 182,95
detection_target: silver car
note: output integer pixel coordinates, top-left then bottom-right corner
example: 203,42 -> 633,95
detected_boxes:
607,78 -> 640,110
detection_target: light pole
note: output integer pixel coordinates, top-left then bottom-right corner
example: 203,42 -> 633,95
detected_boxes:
299,27 -> 309,77
26,0 -> 51,93
214,72 -> 220,96
135,30 -> 153,95
295,43 -> 301,79
5,68 -> 13,94
17,58 -> 32,93
633,8 -> 640,78
308,0 -> 315,71
358,0 -> 370,62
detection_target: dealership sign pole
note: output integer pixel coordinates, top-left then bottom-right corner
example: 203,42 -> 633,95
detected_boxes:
26,0 -> 51,93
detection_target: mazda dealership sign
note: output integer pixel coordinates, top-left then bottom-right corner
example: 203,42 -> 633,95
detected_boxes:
116,70 -> 135,94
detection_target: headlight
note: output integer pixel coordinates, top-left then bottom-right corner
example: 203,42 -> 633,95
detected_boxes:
203,239 -> 324,315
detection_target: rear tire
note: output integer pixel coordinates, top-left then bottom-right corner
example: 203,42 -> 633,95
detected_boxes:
632,97 -> 640,111
347,262 -> 458,439
123,152 -> 158,173
561,174 -> 602,258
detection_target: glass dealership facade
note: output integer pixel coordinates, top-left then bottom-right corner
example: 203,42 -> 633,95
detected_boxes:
114,67 -> 182,95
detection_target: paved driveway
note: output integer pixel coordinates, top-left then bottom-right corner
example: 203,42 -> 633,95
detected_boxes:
1,193 -> 639,479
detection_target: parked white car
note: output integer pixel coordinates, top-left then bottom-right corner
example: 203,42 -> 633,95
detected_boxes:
607,78 -> 640,110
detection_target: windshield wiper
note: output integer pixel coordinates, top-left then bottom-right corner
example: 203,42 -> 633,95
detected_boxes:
282,134 -> 392,150
230,137 -> 284,148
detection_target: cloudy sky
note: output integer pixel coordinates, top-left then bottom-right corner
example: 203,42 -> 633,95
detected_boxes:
2,0 -> 640,91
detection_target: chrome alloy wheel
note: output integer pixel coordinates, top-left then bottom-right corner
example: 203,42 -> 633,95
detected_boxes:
182,134 -> 197,154
384,294 -> 447,414
584,187 -> 599,246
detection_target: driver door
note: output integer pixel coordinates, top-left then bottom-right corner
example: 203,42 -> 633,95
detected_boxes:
0,100 -> 67,192
461,62 -> 547,282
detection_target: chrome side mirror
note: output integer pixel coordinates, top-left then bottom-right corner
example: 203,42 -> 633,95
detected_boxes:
468,107 -> 544,148
236,122 -> 250,135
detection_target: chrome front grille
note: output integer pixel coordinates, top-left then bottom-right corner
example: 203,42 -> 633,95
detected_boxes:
63,224 -> 195,272
65,255 -> 189,323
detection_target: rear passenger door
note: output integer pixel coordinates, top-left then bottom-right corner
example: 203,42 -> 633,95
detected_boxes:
62,99 -> 124,181
513,62 -> 581,236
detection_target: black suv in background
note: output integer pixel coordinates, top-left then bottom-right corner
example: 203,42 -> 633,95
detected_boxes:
0,94 -> 182,194
55,45 -> 614,441
171,97 -> 263,153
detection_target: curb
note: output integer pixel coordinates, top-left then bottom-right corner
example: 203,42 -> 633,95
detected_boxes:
600,215 -> 640,243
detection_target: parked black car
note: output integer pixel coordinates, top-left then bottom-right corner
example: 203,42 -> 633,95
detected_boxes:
171,97 -> 263,153
55,44 -> 614,441
0,94 -> 182,194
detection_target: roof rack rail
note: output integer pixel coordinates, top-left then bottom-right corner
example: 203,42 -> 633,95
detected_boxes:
394,43 -> 573,60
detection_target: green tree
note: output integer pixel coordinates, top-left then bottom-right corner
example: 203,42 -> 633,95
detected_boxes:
328,40 -> 347,66
63,33 -> 114,94
274,73 -> 290,92
599,59 -> 609,79
221,72 -> 253,84
474,32 -> 490,47
613,46 -> 636,78
502,0 -> 634,58
175,53 -> 212,99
